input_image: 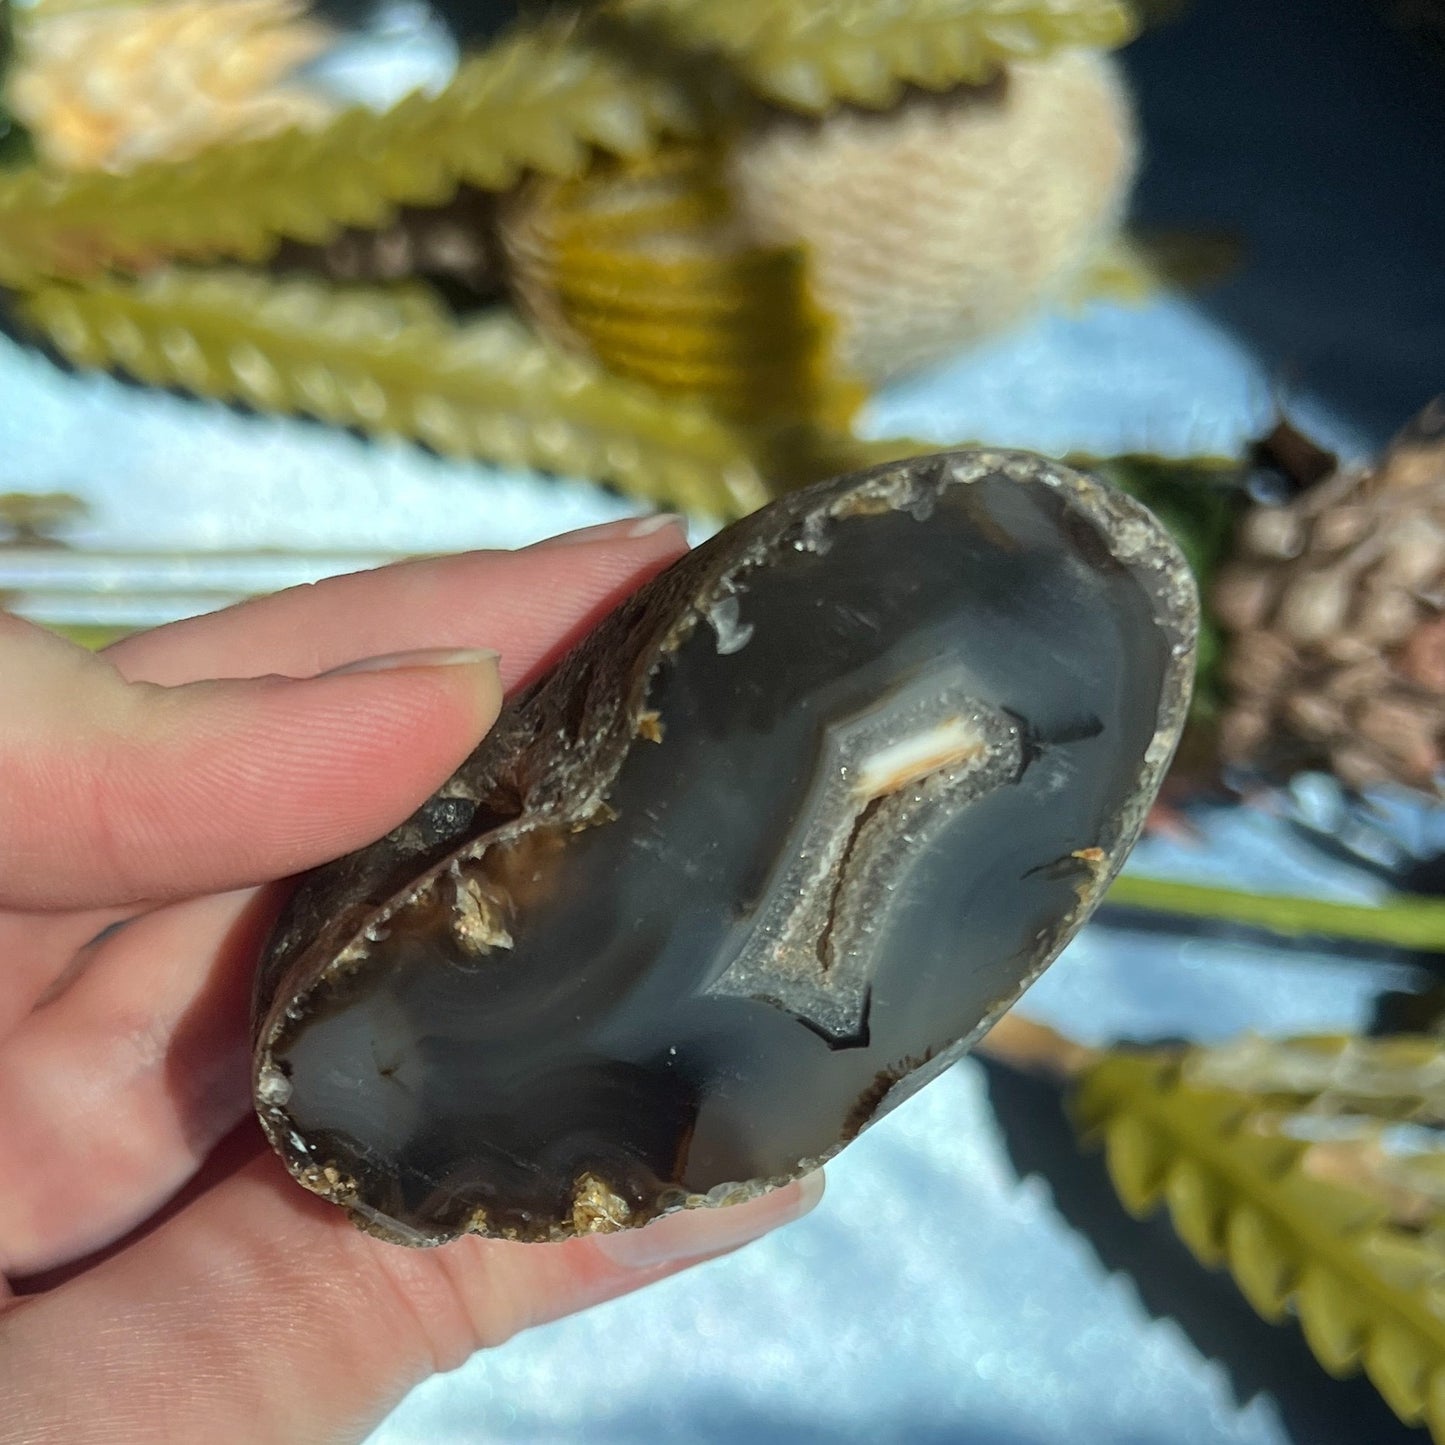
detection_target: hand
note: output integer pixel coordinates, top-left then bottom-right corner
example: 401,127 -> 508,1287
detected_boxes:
0,517 -> 823,1445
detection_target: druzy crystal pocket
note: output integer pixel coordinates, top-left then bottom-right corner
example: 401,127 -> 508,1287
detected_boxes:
252,450 -> 1196,1245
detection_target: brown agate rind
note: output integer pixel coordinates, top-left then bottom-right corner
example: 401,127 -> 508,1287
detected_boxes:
252,449 -> 1197,1246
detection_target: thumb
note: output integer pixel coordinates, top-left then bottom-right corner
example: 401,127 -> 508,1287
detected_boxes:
0,1154 -> 825,1445
0,615 -> 503,911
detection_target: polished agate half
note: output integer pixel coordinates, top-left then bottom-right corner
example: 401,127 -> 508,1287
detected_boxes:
252,450 -> 1196,1245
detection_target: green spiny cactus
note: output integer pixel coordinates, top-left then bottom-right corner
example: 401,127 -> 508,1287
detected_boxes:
0,0 -> 1137,286
611,0 -> 1138,111
16,268 -> 769,515
1074,1046 -> 1445,1441
0,17 -> 705,285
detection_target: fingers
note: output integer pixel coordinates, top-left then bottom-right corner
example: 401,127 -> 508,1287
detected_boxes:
0,524 -> 695,1266
0,520 -> 688,1012
106,515 -> 689,693
0,615 -> 505,912
0,518 -> 689,913
0,1154 -> 822,1445
0,888 -> 269,1276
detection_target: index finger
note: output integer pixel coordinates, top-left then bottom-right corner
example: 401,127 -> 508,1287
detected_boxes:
105,516 -> 690,691
0,520 -> 693,919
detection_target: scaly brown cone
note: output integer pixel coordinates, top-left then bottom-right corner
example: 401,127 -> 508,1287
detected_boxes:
1213,398 -> 1445,793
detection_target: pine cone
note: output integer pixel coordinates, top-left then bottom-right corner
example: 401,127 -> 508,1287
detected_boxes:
8,0 -> 335,174
1213,399 -> 1445,793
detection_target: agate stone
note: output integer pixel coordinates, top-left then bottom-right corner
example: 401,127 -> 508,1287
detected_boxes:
252,450 -> 1196,1245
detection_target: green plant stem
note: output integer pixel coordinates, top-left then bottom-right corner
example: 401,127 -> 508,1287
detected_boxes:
1107,873 -> 1445,953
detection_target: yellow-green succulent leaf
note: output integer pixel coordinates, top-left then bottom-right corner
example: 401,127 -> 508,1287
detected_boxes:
612,0 -> 1139,112
0,19 -> 705,285
1073,1049 -> 1445,1437
16,269 -> 769,516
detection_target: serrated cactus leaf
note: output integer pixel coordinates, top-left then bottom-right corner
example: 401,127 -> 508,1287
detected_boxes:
1297,1263 -> 1368,1374
1071,1046 -> 1445,1441
1226,1203 -> 1297,1321
1100,1112 -> 1171,1214
16,268 -> 768,516
0,19 -> 702,285
1365,1322 -> 1435,1424
1162,1152 -> 1231,1266
0,0 -> 1136,286
616,0 -> 1138,112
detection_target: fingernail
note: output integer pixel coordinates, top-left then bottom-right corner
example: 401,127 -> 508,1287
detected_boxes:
593,1171 -> 825,1270
321,647 -> 501,677
544,513 -> 688,547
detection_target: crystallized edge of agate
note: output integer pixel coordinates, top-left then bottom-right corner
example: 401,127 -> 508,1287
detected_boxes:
251,449 -> 1198,1246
